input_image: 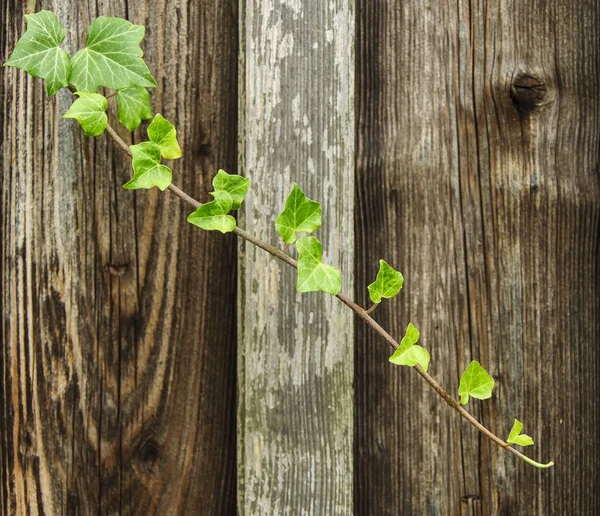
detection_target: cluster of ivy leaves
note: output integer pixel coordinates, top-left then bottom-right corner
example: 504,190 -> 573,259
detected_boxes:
4,10 -> 544,463
6,11 -> 155,128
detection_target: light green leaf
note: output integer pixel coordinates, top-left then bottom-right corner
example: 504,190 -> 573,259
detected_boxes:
458,360 -> 495,405
389,323 -> 430,372
507,419 -> 534,447
147,114 -> 182,159
368,259 -> 404,304
69,16 -> 157,93
187,191 -> 236,233
212,170 -> 250,210
123,142 -> 172,191
116,86 -> 152,131
296,236 -> 341,296
62,92 -> 107,136
4,10 -> 71,96
276,184 -> 322,244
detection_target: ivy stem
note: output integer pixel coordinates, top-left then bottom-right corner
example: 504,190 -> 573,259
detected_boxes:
103,121 -> 553,469
167,183 -> 200,209
105,123 -> 132,157
364,303 -> 377,315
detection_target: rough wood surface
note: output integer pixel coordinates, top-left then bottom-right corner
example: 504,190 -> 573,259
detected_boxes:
237,0 -> 355,513
1,1 -> 238,514
356,1 -> 600,514
4,0 -> 600,513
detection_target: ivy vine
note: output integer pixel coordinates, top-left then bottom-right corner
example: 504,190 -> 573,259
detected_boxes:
5,10 -> 554,469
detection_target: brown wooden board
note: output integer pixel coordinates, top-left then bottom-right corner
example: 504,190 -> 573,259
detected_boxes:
356,1 -> 600,514
1,1 -> 238,513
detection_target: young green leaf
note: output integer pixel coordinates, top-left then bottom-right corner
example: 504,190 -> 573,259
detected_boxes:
4,10 -> 71,96
187,191 -> 236,233
507,419 -> 534,447
389,323 -> 430,372
69,16 -> 157,93
147,114 -> 182,159
123,142 -> 172,191
458,360 -> 495,405
296,236 -> 342,296
212,170 -> 250,210
275,184 -> 322,244
116,86 -> 152,131
62,92 -> 108,136
368,260 -> 404,304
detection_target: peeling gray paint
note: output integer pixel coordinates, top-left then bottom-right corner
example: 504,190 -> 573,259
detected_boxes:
238,0 -> 355,513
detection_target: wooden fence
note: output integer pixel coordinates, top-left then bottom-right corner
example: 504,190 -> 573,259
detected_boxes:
2,0 -> 599,514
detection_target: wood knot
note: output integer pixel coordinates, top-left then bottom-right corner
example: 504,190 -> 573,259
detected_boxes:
104,263 -> 129,276
510,74 -> 549,114
195,141 -> 212,158
139,438 -> 160,464
134,438 -> 161,475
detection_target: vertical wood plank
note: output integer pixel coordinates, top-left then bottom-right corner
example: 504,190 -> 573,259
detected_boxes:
356,3 -> 466,513
1,1 -> 238,513
238,1 -> 355,513
356,0 -> 599,514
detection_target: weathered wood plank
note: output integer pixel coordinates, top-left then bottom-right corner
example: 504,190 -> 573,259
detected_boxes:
356,0 -> 599,514
238,1 -> 355,513
1,1 -> 238,513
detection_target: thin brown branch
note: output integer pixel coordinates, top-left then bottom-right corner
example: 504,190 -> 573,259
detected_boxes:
365,303 -> 377,315
167,183 -> 200,209
102,117 -> 553,469
105,123 -> 132,157
234,227 -> 298,269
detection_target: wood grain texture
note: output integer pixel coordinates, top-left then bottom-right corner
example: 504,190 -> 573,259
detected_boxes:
356,0 -> 600,514
237,0 -> 355,513
1,1 -> 238,514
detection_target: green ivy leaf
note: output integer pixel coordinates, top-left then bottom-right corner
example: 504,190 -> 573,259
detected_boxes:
507,419 -> 534,447
187,190 -> 236,233
4,10 -> 71,96
123,141 -> 172,191
296,236 -> 341,295
62,92 -> 107,136
147,114 -> 182,159
368,260 -> 404,304
276,183 -> 322,244
389,323 -> 430,372
458,361 -> 495,405
116,86 -> 152,131
69,16 -> 157,93
212,170 -> 250,210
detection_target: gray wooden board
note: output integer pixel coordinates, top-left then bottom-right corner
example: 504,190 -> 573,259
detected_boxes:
355,0 -> 600,514
238,0 -> 355,513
